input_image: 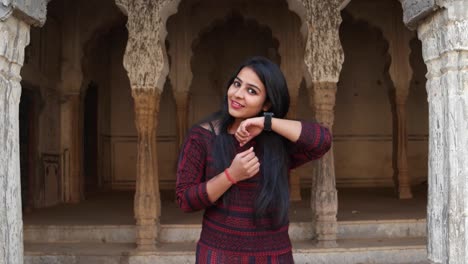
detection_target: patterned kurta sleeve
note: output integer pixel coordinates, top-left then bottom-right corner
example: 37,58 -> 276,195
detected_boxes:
176,126 -> 214,212
289,121 -> 332,169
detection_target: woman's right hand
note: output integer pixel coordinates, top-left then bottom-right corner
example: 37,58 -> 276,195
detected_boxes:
228,147 -> 260,182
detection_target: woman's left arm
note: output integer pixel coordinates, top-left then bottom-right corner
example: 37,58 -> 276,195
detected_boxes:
235,117 -> 305,144
235,117 -> 332,168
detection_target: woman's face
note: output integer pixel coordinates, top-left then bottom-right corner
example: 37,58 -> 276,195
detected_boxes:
227,67 -> 269,120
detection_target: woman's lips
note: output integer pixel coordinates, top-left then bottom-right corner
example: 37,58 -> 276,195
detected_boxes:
231,100 -> 244,110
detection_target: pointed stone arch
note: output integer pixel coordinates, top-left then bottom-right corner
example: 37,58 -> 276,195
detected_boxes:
344,0 -> 416,199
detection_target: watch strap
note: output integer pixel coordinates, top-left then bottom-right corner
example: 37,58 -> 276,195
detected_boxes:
263,112 -> 274,131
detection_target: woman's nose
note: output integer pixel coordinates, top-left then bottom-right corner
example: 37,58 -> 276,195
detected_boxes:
234,87 -> 245,98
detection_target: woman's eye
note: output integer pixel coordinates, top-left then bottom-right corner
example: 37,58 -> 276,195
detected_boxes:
233,81 -> 241,87
248,88 -> 257,95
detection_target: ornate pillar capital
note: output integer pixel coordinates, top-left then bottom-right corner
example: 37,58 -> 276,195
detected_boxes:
301,0 -> 344,85
120,0 -> 180,92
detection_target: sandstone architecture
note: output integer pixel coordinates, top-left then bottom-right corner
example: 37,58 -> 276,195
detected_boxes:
0,0 -> 466,263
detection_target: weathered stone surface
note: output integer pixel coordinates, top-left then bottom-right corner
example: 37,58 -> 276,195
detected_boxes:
118,0 -> 181,92
289,0 -> 344,245
400,0 -> 438,29
132,89 -> 161,251
310,82 -> 339,245
300,0 -> 344,83
0,0 -> 48,26
23,238 -> 428,264
415,2 -> 468,263
0,14 -> 30,264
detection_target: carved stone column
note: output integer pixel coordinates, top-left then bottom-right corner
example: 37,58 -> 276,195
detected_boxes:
300,0 -> 344,246
393,89 -> 412,199
289,96 -> 301,201
286,82 -> 302,201
310,82 -> 339,246
387,11 -> 414,199
61,92 -> 83,203
116,0 -> 180,251
132,89 -> 160,251
174,91 -> 189,147
401,1 -> 468,262
60,0 -> 85,203
0,15 -> 31,264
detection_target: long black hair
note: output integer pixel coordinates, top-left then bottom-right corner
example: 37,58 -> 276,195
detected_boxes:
207,56 -> 291,228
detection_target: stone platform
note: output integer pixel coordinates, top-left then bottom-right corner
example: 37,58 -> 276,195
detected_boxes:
23,187 -> 429,263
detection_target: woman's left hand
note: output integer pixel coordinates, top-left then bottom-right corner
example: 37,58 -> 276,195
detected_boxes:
235,117 -> 264,146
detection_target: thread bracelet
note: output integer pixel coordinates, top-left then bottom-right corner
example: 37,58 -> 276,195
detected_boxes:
224,169 -> 237,184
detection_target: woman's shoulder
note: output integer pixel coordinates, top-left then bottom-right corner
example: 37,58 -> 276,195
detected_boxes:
187,120 -> 220,139
196,119 -> 221,135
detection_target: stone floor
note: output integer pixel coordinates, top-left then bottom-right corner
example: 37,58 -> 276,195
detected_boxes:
23,185 -> 427,225
23,186 -> 429,264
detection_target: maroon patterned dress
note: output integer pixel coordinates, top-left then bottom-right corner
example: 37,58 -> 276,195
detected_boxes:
176,121 -> 332,264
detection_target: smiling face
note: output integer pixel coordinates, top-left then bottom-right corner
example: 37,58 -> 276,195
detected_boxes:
227,67 -> 270,121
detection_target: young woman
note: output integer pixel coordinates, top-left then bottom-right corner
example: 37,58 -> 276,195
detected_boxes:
176,56 -> 332,263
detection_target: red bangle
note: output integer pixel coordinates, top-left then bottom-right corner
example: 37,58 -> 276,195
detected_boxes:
224,169 -> 237,184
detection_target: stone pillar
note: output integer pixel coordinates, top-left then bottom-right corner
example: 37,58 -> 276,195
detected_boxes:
300,0 -> 344,246
132,89 -> 160,251
0,15 -> 30,264
387,14 -> 414,199
60,0 -> 85,203
174,91 -> 189,147
410,2 -> 468,263
310,82 -> 339,246
393,89 -> 412,199
61,92 -> 83,203
286,80 -> 302,202
116,0 -> 180,251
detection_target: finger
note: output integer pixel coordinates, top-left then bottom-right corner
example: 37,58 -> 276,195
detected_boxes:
238,147 -> 254,157
237,127 -> 249,137
248,162 -> 260,176
241,124 -> 250,135
246,155 -> 259,166
242,151 -> 256,161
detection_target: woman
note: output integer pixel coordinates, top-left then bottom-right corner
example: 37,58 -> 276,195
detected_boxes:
176,56 -> 332,263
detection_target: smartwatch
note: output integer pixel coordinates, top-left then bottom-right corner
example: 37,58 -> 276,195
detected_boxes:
263,112 -> 274,131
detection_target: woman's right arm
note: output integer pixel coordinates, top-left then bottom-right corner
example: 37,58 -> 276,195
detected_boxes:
176,127 -> 259,212
176,127 -> 216,212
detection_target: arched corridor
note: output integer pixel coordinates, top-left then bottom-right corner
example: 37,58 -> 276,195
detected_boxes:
1,0 -> 466,263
